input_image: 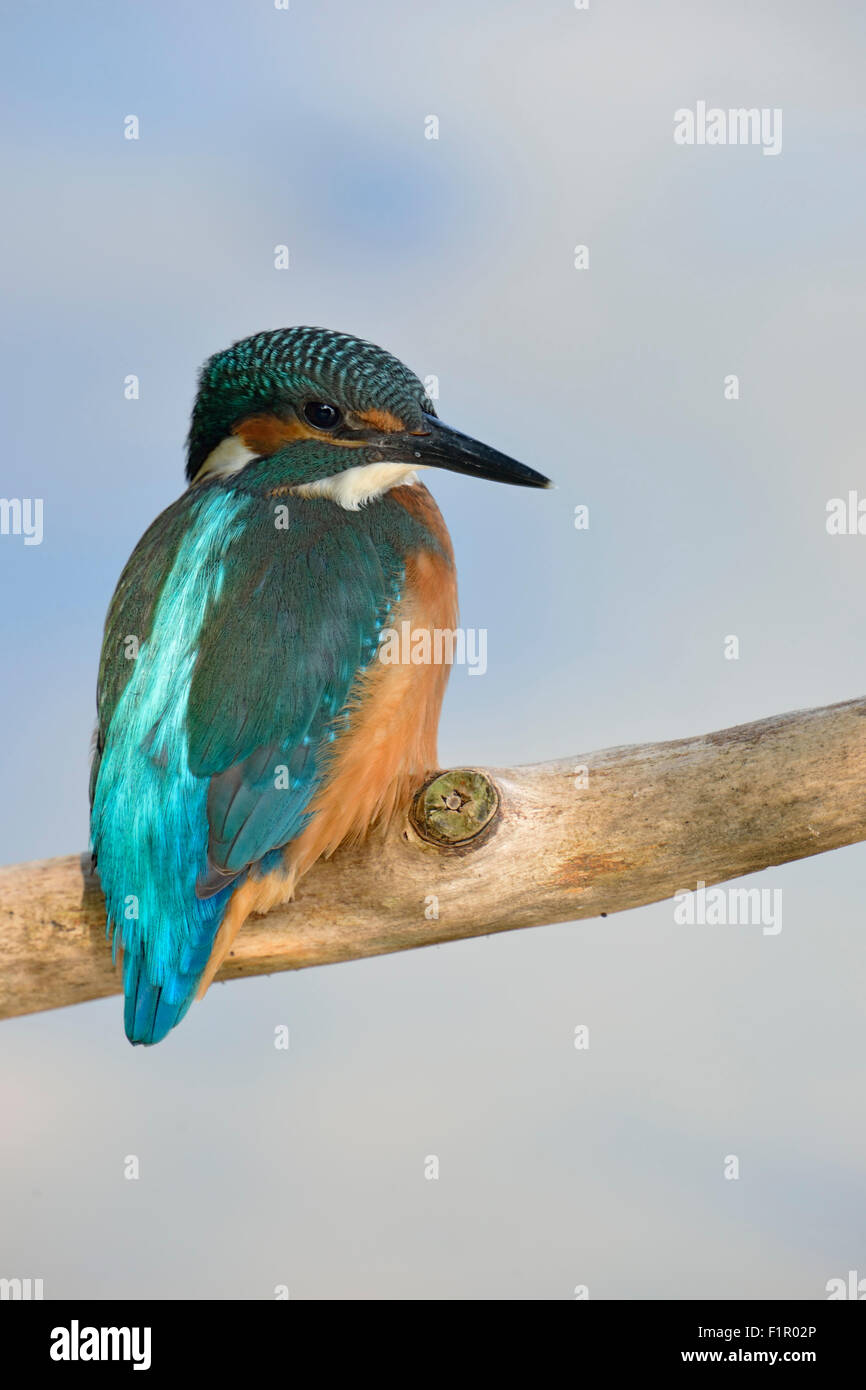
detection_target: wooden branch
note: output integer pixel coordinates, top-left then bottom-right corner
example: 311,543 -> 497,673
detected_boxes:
2,695 -> 865,1023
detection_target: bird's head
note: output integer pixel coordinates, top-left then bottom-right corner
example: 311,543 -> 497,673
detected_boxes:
186,326 -> 551,505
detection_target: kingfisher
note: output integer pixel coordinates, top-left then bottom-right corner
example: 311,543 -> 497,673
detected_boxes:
90,327 -> 550,1045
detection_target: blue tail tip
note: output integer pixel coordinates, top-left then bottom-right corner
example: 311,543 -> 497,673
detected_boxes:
124,966 -> 197,1046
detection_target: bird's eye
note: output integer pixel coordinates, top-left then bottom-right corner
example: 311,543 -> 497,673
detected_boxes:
303,401 -> 342,430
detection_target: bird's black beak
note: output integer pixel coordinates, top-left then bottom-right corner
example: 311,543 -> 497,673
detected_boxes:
384,412 -> 552,489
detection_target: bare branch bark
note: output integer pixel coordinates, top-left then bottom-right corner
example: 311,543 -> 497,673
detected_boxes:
1,696 -> 864,1022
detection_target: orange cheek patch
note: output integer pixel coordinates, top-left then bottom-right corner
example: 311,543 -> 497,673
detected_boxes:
233,415 -> 311,454
233,414 -> 366,454
355,407 -> 406,433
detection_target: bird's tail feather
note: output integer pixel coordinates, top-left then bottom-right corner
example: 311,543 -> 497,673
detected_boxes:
122,922 -> 219,1046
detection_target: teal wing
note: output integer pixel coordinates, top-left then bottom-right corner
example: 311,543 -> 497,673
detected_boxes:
89,492 -> 194,810
187,501 -> 403,882
90,489 -> 403,1045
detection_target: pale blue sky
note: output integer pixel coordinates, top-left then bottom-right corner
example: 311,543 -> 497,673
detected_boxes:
1,0 -> 864,1298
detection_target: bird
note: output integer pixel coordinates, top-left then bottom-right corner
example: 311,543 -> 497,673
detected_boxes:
90,326 -> 551,1045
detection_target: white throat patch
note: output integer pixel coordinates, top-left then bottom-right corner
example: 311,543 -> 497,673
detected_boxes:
191,440 -> 423,510
293,462 -> 423,510
192,435 -> 258,483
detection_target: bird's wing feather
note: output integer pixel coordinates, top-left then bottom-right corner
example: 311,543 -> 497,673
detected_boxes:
90,489 -> 403,1042
89,492 -> 193,810
187,501 -> 403,877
